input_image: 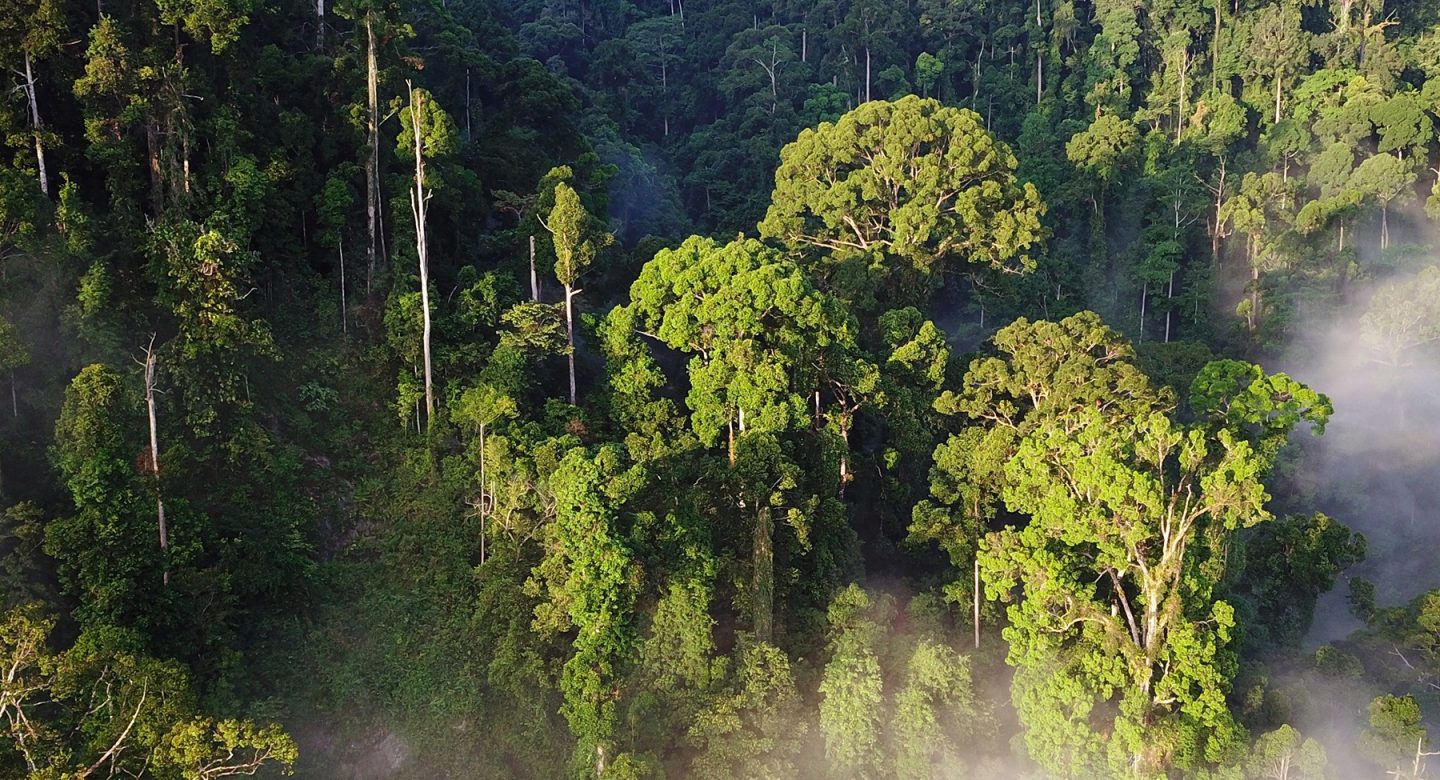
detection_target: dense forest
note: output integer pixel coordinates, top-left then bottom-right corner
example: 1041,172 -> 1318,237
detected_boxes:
3,0 -> 1440,775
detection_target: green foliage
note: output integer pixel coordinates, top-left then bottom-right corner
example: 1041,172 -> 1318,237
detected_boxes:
760,96 -> 1045,306
818,584 -> 887,776
688,642 -> 808,779
917,313 -> 1326,777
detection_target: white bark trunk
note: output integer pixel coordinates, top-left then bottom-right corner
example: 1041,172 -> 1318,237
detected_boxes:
339,235 -> 347,334
22,53 -> 48,196
529,235 -> 539,300
365,16 -> 380,292
142,338 -> 168,586
409,86 -> 435,431
565,284 -> 577,405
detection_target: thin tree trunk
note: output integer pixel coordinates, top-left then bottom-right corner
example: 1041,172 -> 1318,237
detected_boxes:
1249,251 -> 1260,331
9,372 -> 15,417
365,15 -> 380,293
1164,270 -> 1174,343
409,86 -> 435,431
1212,1 -> 1221,92
973,557 -> 981,649
1139,282 -> 1147,342
316,0 -> 324,48
146,121 -> 163,214
22,53 -> 48,196
339,235 -> 347,334
753,505 -> 773,642
529,235 -> 539,300
864,46 -> 871,102
565,283 -> 578,405
1381,205 -> 1389,250
142,337 -> 169,586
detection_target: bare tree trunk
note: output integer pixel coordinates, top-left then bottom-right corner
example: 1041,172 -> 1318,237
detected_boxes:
339,235 -> 347,334
529,235 -> 539,300
408,86 -> 435,431
21,53 -> 48,196
974,557 -> 981,649
1138,282 -> 1147,342
141,337 -> 169,586
316,0 -> 324,48
565,283 -> 578,405
365,15 -> 380,293
1164,270 -> 1174,343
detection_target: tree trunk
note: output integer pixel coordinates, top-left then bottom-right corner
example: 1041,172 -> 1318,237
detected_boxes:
864,46 -> 871,102
565,283 -> 578,405
146,121 -> 163,214
1164,270 -> 1174,343
753,505 -> 774,642
728,418 -> 736,467
409,87 -> 435,431
1381,204 -> 1389,250
1274,76 -> 1282,124
973,557 -> 981,649
365,15 -> 380,293
1211,1 -> 1221,92
1249,250 -> 1260,332
316,0 -> 324,48
1138,282 -> 1147,342
142,338 -> 169,586
339,235 -> 347,334
529,235 -> 540,300
22,53 -> 48,196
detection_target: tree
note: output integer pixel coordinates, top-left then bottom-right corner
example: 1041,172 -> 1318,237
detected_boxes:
1360,694 -> 1428,774
454,383 -> 517,563
0,315 -> 28,417
688,642 -> 808,779
619,236 -> 850,463
528,446 -> 644,775
891,637 -> 980,779
818,585 -> 886,777
46,365 -> 155,631
0,0 -> 65,195
1360,266 -> 1440,367
1349,152 -> 1416,250
0,604 -> 297,778
397,84 -> 457,432
1244,725 -> 1329,779
759,96 -> 1045,306
542,178 -> 612,406
1244,2 -> 1308,125
916,313 -> 1330,777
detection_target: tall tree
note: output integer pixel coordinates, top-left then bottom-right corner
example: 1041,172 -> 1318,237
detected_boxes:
397,85 -> 456,431
543,179 -> 612,406
915,313 -> 1330,777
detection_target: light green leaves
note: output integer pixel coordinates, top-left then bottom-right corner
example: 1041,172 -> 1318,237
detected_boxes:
760,96 -> 1044,301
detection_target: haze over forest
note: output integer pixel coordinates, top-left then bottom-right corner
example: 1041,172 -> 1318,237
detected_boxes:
4,0 -> 1440,776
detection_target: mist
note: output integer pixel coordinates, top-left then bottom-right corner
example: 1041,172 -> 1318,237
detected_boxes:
1273,257 -> 1440,646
